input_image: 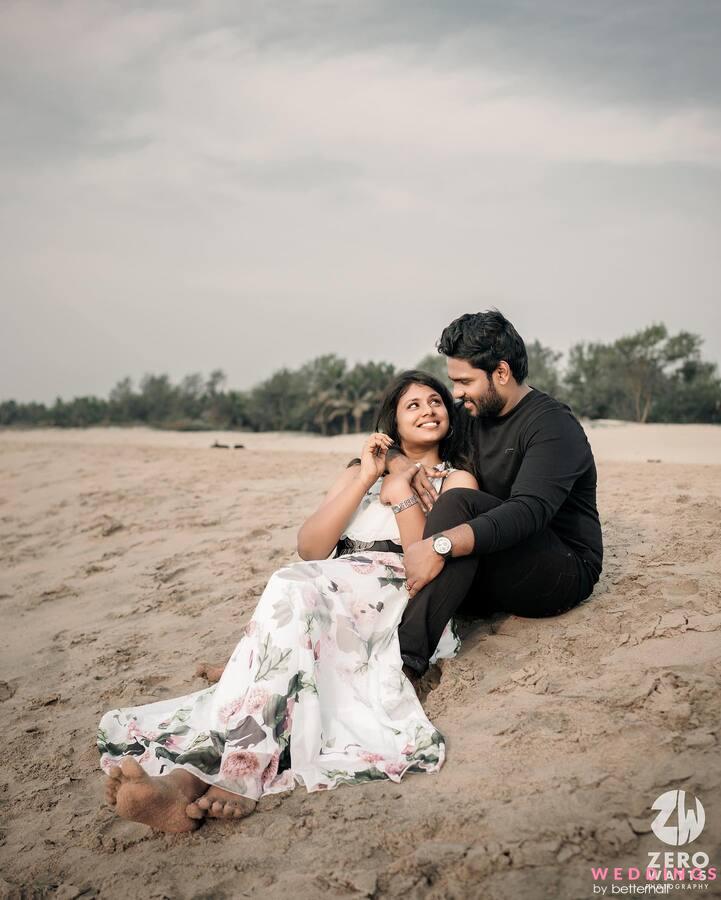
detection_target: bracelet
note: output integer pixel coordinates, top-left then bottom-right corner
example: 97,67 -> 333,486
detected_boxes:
391,495 -> 419,515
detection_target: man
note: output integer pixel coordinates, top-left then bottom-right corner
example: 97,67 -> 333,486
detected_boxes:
388,310 -> 603,676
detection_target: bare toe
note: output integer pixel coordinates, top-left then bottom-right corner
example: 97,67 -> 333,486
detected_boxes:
119,756 -> 148,782
193,786 -> 256,819
218,801 -> 241,819
186,801 -> 207,820
104,777 -> 121,806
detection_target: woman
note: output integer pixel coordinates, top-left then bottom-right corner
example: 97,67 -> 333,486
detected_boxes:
98,371 -> 479,833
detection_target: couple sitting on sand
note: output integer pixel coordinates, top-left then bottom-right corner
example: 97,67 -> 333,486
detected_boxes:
98,310 -> 603,832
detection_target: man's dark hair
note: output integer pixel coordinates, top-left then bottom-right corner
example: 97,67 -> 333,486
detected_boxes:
437,310 -> 528,383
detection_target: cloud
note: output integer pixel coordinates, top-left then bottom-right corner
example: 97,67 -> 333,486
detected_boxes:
2,0 -> 721,173
1,0 -> 720,402
318,0 -> 721,109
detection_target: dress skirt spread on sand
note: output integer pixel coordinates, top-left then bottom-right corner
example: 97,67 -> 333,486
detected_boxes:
98,468 -> 459,800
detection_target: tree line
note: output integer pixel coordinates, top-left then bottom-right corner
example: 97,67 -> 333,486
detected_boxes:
1,323 -> 719,430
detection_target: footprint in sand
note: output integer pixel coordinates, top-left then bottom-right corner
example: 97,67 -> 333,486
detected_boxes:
153,564 -> 189,584
662,577 -> 699,598
83,515 -> 125,537
82,563 -> 113,577
0,681 -> 17,701
36,584 -> 78,606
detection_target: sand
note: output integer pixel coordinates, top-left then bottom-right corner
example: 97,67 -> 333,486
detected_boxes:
0,424 -> 719,899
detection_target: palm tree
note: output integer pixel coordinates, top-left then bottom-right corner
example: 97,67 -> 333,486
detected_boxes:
345,362 -> 397,432
312,388 -> 350,435
301,354 -> 348,434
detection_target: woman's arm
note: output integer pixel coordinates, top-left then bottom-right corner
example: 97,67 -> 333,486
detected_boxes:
296,467 -> 373,560
379,474 -> 428,553
296,433 -> 392,560
440,470 -> 479,492
381,468 -> 480,554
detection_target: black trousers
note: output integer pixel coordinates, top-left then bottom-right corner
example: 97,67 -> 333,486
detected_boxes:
398,488 -> 598,674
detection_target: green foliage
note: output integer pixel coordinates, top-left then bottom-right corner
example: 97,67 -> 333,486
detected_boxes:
2,325 -> 719,428
564,342 -> 622,419
344,361 -> 397,433
300,354 -> 349,434
526,340 -> 564,397
565,324 -> 721,423
247,368 -> 313,431
654,359 -> 721,423
414,353 -> 451,387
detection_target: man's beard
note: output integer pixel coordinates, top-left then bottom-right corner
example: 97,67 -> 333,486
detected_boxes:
464,381 -> 505,418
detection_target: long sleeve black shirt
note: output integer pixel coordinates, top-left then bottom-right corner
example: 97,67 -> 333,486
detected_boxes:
466,389 -> 603,578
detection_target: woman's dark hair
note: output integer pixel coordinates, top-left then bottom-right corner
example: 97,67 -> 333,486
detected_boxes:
437,310 -> 528,383
372,369 -> 473,472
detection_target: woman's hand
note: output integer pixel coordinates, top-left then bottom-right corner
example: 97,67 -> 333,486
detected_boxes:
359,432 -> 394,488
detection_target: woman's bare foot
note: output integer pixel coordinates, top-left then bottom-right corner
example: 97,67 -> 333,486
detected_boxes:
195,661 -> 226,684
104,757 -> 206,833
186,786 -> 257,821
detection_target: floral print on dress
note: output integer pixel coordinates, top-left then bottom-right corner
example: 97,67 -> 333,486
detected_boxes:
98,551 -> 460,800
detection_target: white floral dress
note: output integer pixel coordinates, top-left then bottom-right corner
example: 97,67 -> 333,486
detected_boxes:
97,466 -> 460,799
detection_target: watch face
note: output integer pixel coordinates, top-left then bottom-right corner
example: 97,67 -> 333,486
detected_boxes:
433,535 -> 452,555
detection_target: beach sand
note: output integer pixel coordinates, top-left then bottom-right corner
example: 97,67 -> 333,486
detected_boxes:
0,425 -> 719,899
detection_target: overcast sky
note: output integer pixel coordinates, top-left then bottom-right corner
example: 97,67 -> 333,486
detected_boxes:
2,0 -> 720,403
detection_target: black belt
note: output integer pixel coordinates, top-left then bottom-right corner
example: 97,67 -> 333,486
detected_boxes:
335,538 -> 403,557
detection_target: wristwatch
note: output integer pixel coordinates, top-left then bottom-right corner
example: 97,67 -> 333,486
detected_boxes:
431,533 -> 453,559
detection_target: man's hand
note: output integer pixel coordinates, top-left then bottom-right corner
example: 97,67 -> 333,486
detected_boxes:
386,450 -> 448,511
410,465 -> 448,512
403,538 -> 444,598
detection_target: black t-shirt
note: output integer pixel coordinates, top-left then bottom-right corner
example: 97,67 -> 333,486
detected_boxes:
466,388 -> 603,577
